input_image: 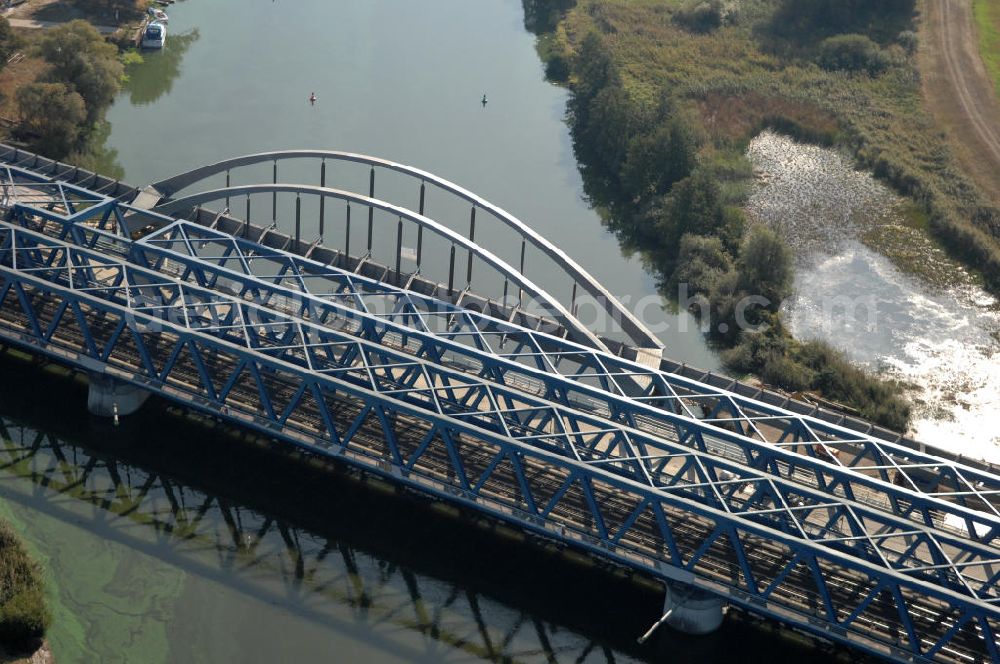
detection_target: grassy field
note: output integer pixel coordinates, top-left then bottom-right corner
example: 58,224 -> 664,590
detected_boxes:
974,0 -> 1000,98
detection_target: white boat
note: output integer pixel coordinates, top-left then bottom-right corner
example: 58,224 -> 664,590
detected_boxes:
141,22 -> 166,49
147,7 -> 169,22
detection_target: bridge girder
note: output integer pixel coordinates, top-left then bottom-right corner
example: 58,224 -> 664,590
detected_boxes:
1,221 -> 999,662
2,150 -> 1000,662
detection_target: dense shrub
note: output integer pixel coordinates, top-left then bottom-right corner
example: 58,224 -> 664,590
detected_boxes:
36,20 -> 124,124
673,0 -> 724,34
672,234 -> 731,294
0,522 -> 49,649
795,340 -> 910,430
817,34 -> 889,74
721,334 -> 910,430
0,588 -> 48,647
16,82 -> 87,158
771,0 -> 915,38
761,353 -> 814,392
897,30 -> 917,55
736,224 -> 794,308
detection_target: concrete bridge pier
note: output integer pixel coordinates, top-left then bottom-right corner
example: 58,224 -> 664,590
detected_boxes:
637,581 -> 726,645
665,582 -> 726,635
87,373 -> 150,418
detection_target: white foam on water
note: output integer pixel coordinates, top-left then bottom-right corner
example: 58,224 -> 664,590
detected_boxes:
746,132 -> 1000,462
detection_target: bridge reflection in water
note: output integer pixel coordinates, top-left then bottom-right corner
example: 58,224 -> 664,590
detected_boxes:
0,361 -> 841,664
0,401 -> 630,662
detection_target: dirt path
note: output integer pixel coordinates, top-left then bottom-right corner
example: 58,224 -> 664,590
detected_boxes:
6,17 -> 115,32
920,0 -> 1000,202
2,0 -> 134,31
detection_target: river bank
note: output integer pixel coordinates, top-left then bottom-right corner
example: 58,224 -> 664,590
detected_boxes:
0,2 -> 150,176
551,0 -> 1000,290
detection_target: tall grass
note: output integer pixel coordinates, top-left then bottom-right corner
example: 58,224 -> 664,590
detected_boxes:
974,0 -> 1000,99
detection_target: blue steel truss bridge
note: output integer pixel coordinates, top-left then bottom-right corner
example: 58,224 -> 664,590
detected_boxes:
0,145 -> 999,663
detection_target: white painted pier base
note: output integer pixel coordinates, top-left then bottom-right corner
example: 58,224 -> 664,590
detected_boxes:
665,584 -> 726,635
87,373 -> 150,417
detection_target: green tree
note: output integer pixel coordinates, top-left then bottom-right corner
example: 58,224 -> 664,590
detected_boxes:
578,85 -> 642,180
568,32 -> 618,132
522,0 -> 576,34
622,118 -> 698,200
37,20 -> 123,124
658,169 -> 744,254
817,34 -> 889,74
736,224 -> 794,309
16,82 -> 87,158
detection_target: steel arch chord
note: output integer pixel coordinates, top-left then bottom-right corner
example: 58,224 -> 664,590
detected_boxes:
149,149 -> 664,350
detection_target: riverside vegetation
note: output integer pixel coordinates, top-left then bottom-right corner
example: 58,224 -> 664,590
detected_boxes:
13,19 -> 124,164
517,0 -> 979,431
0,14 -> 141,172
0,521 -> 50,653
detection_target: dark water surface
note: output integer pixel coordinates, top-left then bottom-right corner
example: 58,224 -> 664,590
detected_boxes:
0,357 -> 846,663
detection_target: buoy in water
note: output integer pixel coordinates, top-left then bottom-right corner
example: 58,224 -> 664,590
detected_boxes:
481,93 -> 488,106
309,92 -> 317,104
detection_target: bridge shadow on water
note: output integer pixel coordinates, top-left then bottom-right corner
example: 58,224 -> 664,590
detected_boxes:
0,352 -> 861,664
